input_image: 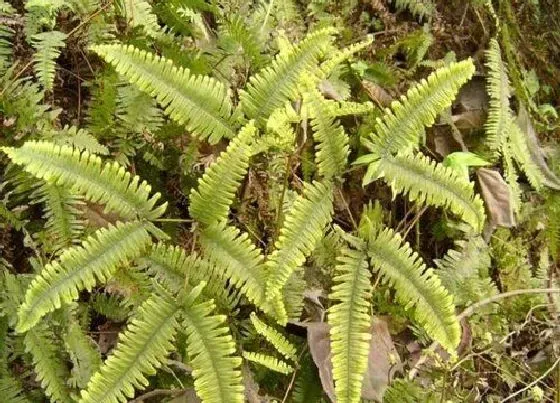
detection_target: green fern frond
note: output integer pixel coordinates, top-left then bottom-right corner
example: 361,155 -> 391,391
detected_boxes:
31,31 -> 67,91
219,15 -> 265,67
318,36 -> 373,79
242,351 -> 293,374
392,0 -> 435,21
282,269 -> 306,322
16,221 -> 151,333
249,312 -> 297,360
199,222 -> 266,305
328,241 -> 372,403
508,119 -> 545,190
361,59 -> 475,157
503,147 -> 522,211
24,324 -> 72,403
123,0 -> 161,38
140,243 -> 240,308
181,286 -> 244,403
91,44 -> 235,143
239,27 -> 337,123
369,152 -> 485,231
0,376 -> 30,403
265,181 -> 334,322
0,24 -> 14,74
484,38 -> 511,157
304,80 -> 349,179
326,100 -> 375,118
189,122 -> 256,225
79,289 -> 180,403
64,321 -> 102,389
291,354 -> 323,402
49,125 -> 109,155
366,227 -> 460,351
32,183 -> 83,252
1,141 -> 166,220
91,293 -> 130,322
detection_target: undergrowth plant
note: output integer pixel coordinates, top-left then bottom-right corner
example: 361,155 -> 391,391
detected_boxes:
1,0 -> 559,402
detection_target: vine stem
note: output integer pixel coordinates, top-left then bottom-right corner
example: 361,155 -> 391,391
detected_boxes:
408,287 -> 560,380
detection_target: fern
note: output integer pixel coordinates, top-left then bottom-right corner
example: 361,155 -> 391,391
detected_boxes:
16,221 -> 151,333
91,44 -> 236,143
199,222 -> 266,305
265,181 -> 334,323
369,152 -> 486,231
0,23 -> 13,74
484,38 -> 511,157
249,312 -> 297,360
31,30 -> 66,91
303,77 -> 350,179
48,126 -> 109,155
24,324 -> 72,403
360,59 -> 475,157
80,289 -> 180,403
180,284 -> 244,403
0,376 -> 30,403
64,321 -> 102,389
507,119 -> 545,190
392,0 -> 436,21
239,27 -> 337,123
189,122 -> 256,225
328,240 -> 372,403
366,227 -> 460,352
242,352 -> 293,374
1,141 -> 166,220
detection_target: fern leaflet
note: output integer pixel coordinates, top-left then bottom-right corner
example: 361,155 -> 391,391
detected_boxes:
242,352 -> 293,375
249,312 -> 297,360
31,30 -> 67,91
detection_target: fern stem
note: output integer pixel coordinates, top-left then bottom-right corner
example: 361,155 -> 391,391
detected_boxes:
408,287 -> 560,380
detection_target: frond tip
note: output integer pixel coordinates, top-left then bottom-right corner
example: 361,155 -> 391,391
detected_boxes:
249,312 -> 297,360
242,352 -> 294,375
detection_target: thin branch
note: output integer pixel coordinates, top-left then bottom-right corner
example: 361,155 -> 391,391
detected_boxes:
501,357 -> 560,403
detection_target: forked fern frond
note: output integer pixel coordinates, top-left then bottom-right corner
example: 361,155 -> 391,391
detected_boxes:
181,285 -> 244,403
199,222 -> 266,305
31,30 -> 67,91
360,59 -> 475,157
1,141 -> 166,220
91,44 -> 235,143
239,27 -> 337,123
242,352 -> 293,375
366,227 -> 460,351
249,312 -> 297,360
79,289 -> 180,403
24,324 -> 72,403
484,38 -> 511,157
368,152 -> 485,231
16,221 -> 151,333
265,181 -> 333,323
189,122 -> 256,225
328,241 -> 372,403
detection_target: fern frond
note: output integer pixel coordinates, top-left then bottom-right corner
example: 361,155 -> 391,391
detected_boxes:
242,352 -> 293,374
79,289 -> 180,403
91,44 -> 235,143
219,15 -> 265,67
199,222 -> 266,305
0,376 -> 30,403
265,181 -> 334,323
31,31 -> 67,91
189,122 -> 256,225
370,152 -> 485,231
49,125 -> 109,155
140,243 -> 240,308
181,286 -> 244,403
16,221 -> 151,333
484,38 -> 511,157
1,141 -> 166,220
326,100 -> 375,118
304,80 -> 349,179
123,0 -> 161,38
508,119 -> 545,190
318,36 -> 373,79
392,0 -> 435,21
32,183 -> 83,252
0,23 -> 14,74
24,324 -> 72,403
328,241 -> 372,403
361,59 -> 475,157
239,27 -> 337,123
249,312 -> 297,360
64,321 -> 102,389
366,228 -> 460,351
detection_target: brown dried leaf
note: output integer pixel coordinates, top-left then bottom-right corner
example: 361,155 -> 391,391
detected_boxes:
361,79 -> 392,107
307,318 -> 401,402
477,168 -> 515,228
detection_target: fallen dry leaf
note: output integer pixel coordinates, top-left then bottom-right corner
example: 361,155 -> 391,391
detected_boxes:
477,168 -> 515,229
361,79 -> 392,107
